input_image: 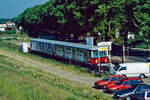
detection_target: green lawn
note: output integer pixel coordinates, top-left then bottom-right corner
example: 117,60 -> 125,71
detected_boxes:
0,54 -> 112,100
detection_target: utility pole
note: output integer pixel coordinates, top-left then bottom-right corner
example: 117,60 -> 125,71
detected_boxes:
147,34 -> 149,57
98,48 -> 101,73
122,45 -> 125,63
98,32 -> 101,42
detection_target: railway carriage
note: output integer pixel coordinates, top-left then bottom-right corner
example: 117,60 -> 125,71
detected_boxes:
30,39 -> 109,70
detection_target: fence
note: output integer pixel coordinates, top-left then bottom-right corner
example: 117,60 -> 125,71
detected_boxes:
111,43 -> 123,56
111,43 -> 150,62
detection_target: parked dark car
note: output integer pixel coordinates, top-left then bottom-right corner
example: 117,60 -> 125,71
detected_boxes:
105,77 -> 143,93
113,84 -> 150,100
135,90 -> 150,100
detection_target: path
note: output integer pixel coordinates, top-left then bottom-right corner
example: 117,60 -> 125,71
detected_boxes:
0,49 -> 99,85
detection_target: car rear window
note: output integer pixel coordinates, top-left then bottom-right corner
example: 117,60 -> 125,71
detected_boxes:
138,92 -> 145,97
124,81 -> 130,85
143,85 -> 150,90
118,77 -> 124,80
102,76 -> 110,81
136,86 -> 142,93
115,80 -> 124,85
130,80 -> 136,85
137,80 -> 143,83
111,77 -> 117,81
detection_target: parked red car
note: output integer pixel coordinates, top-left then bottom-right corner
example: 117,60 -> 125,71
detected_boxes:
94,75 -> 126,88
104,77 -> 144,93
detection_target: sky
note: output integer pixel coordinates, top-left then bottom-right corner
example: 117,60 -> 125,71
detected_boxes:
0,0 -> 49,18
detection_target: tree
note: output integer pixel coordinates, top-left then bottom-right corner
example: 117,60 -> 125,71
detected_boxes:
134,0 -> 150,41
91,0 -> 126,42
15,0 -> 149,45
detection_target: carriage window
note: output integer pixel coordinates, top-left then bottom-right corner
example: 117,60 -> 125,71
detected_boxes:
76,49 -> 80,55
58,45 -> 61,48
48,43 -> 51,48
87,51 -> 91,57
57,45 -> 62,51
39,42 -> 41,48
66,47 -> 71,54
93,51 -> 98,58
40,42 -> 44,49
30,42 -> 32,48
99,51 -> 107,57
45,43 -> 48,49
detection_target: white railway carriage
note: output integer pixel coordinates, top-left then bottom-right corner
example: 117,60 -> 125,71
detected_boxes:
30,39 -> 109,68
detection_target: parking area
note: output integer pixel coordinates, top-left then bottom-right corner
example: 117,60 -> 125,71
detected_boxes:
144,77 -> 150,84
93,77 -> 150,100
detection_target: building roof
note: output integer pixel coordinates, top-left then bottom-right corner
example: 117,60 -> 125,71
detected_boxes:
0,24 -> 7,28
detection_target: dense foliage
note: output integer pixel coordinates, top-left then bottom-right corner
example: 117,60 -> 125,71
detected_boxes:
15,0 -> 150,44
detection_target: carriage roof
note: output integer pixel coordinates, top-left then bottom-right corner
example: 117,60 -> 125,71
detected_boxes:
31,39 -> 105,50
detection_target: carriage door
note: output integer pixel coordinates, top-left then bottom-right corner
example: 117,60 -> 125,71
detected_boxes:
98,47 -> 109,64
87,50 -> 91,63
87,50 -> 98,64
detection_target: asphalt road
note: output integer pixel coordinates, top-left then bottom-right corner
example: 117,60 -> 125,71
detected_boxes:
127,56 -> 148,62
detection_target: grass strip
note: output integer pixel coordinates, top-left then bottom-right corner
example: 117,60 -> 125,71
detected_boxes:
0,54 -> 112,100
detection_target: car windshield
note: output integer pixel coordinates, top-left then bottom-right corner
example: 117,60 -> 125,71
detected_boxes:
115,80 -> 124,85
114,65 -> 120,71
102,76 -> 110,81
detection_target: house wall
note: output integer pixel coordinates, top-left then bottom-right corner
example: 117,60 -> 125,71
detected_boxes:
0,24 -> 6,32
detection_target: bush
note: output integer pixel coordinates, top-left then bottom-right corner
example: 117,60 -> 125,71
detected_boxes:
0,40 -> 19,51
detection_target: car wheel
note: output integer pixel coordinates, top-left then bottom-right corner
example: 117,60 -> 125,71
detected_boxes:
139,74 -> 145,79
126,96 -> 131,100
